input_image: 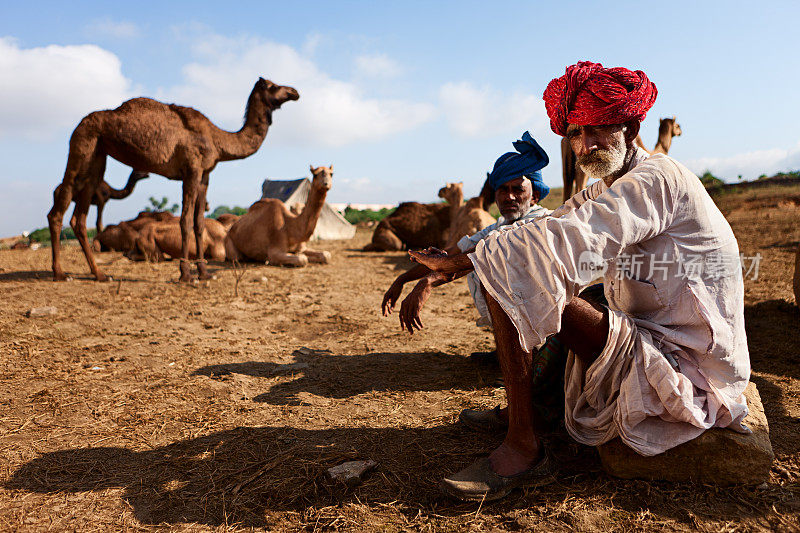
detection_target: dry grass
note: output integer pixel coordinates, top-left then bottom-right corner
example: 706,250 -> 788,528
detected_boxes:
0,185 -> 799,531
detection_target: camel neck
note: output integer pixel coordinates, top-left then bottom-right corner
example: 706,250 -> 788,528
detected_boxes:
653,124 -> 673,155
293,183 -> 328,241
213,98 -> 272,161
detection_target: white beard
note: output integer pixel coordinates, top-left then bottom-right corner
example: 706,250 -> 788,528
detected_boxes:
578,137 -> 627,182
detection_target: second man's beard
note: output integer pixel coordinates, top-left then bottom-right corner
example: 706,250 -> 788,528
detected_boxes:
577,138 -> 626,182
501,206 -> 527,222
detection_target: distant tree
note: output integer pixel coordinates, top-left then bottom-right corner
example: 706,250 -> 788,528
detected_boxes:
208,205 -> 248,219
343,206 -> 395,225
28,226 -> 96,243
699,170 -> 724,188
145,196 -> 179,213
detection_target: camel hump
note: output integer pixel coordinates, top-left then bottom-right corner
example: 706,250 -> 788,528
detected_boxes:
117,97 -> 167,112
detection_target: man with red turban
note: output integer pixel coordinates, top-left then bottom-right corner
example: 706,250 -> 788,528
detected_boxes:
411,61 -> 750,501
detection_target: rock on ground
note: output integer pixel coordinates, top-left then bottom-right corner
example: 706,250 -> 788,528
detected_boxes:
598,382 -> 774,484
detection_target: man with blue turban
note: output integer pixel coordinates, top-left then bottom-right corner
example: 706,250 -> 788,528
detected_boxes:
381,131 -> 552,333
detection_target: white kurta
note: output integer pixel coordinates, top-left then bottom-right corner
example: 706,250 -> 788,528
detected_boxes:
456,204 -> 552,324
469,148 -> 751,456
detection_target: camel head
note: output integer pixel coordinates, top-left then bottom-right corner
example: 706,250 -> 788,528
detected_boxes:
660,117 -> 682,138
130,170 -> 150,183
310,165 -> 333,192
256,77 -> 300,110
437,182 -> 463,203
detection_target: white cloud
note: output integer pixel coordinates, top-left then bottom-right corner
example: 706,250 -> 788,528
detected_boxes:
439,82 -> 549,138
86,18 -> 140,39
684,140 -> 800,180
354,53 -> 402,78
158,33 -> 434,147
0,37 -> 133,139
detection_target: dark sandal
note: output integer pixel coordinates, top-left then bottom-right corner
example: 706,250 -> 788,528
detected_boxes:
439,452 -> 555,502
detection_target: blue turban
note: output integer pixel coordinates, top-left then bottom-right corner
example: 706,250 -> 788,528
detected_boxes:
488,131 -> 550,200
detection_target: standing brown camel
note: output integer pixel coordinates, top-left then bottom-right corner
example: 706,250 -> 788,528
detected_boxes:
47,77 -> 299,282
224,165 -> 334,267
91,170 -> 149,233
561,116 -> 682,202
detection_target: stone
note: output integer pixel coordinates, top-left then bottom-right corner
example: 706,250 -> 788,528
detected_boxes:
598,382 -> 774,484
326,460 -> 378,487
26,306 -> 57,318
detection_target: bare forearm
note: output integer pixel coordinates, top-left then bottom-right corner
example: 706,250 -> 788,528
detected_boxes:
396,263 -> 432,285
428,269 -> 472,287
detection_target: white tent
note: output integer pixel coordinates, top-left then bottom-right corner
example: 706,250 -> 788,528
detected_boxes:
261,178 -> 356,241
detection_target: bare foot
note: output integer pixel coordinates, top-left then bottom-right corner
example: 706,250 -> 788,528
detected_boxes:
53,271 -> 69,282
488,441 -> 542,477
95,273 -> 112,282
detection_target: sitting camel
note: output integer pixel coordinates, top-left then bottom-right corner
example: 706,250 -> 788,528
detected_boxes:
224,165 -> 333,267
561,116 -> 682,202
94,210 -> 176,252
440,177 -> 496,248
130,217 -> 228,262
445,196 -> 496,248
362,184 -> 461,252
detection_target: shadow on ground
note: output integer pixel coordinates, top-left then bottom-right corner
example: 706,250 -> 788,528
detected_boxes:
5,423 -> 786,529
194,350 -> 496,405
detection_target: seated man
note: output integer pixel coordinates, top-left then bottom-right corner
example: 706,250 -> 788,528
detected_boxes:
382,131 -> 552,337
409,61 -> 751,501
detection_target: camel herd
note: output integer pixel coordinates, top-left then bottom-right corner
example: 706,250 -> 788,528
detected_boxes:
92,165 -> 335,269
41,75 -> 799,309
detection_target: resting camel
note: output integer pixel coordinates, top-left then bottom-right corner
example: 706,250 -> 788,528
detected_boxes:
48,77 -> 299,282
439,180 -> 496,248
130,217 -> 228,262
224,165 -> 333,267
561,116 -> 682,202
94,211 -> 176,252
362,182 -> 466,252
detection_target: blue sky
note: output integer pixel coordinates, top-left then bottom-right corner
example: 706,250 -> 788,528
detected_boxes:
1,1 -> 799,236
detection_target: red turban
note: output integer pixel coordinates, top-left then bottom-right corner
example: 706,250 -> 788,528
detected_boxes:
543,61 -> 658,136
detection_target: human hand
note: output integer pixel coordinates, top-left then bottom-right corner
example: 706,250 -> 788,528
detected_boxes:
399,278 -> 433,334
408,247 -> 456,273
382,280 -> 404,316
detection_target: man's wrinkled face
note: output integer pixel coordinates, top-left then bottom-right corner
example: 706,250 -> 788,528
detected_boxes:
567,123 -> 628,183
495,177 -> 536,221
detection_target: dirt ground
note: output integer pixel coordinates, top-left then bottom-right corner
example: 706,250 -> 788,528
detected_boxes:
1,185 -> 799,532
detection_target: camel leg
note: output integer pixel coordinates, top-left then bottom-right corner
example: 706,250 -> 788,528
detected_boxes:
48,183 -> 74,281
194,181 -> 213,280
71,183 -> 110,282
303,249 -> 331,264
178,175 -> 200,282
95,198 -> 105,234
267,248 -> 309,267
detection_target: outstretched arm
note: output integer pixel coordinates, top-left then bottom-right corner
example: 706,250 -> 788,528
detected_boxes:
382,245 -> 461,315
408,248 -> 474,275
